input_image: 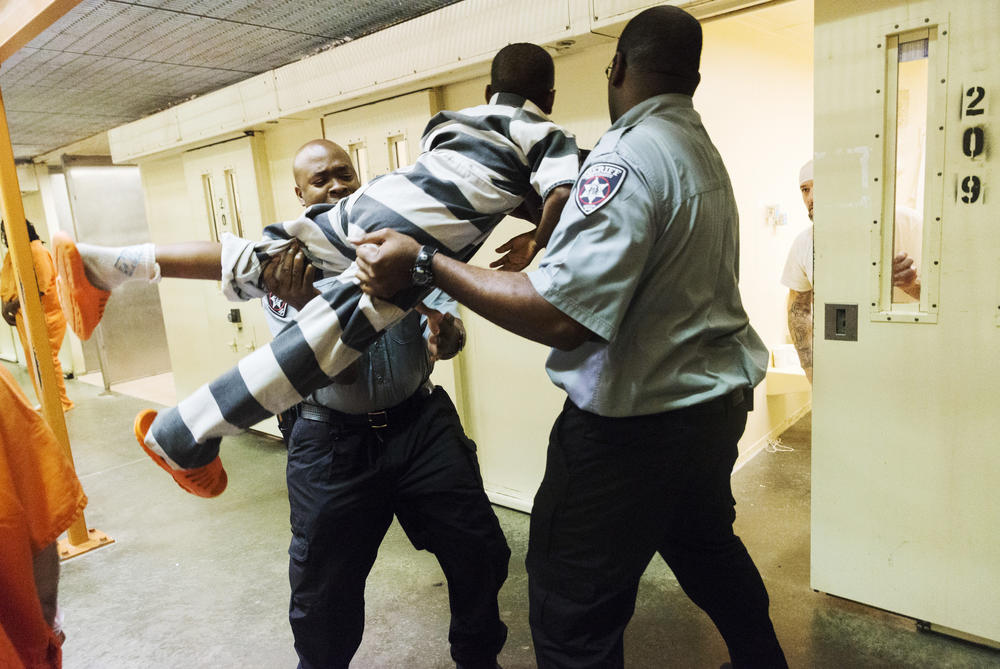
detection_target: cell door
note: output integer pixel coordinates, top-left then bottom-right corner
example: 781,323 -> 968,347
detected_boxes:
170,134 -> 279,437
812,0 -> 1000,645
63,161 -> 172,384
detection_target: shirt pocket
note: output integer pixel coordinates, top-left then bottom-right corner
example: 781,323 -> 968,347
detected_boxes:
388,311 -> 423,345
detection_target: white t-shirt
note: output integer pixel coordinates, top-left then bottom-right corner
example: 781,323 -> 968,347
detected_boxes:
780,225 -> 813,292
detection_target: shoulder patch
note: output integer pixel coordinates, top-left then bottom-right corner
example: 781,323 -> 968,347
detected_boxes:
575,162 -> 628,215
265,292 -> 288,318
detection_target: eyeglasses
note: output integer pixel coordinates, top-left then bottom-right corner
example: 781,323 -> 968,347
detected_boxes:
605,57 -> 614,79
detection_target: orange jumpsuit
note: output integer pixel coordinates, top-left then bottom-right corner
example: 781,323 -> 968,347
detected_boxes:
0,365 -> 86,668
1,241 -> 74,411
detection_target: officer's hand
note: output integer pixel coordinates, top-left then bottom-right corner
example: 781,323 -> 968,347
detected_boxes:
354,229 -> 421,298
418,304 -> 465,362
2,297 -> 19,326
490,231 -> 538,272
262,241 -> 319,310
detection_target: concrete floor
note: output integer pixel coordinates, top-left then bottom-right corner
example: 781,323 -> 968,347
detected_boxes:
8,361 -> 999,668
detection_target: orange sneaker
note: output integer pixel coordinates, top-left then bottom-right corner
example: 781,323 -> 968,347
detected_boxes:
53,231 -> 110,341
134,409 -> 228,498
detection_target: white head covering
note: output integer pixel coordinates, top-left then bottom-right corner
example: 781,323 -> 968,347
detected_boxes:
799,160 -> 813,185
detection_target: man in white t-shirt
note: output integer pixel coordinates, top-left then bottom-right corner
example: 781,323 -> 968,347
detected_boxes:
781,161 -> 923,383
780,161 -> 815,382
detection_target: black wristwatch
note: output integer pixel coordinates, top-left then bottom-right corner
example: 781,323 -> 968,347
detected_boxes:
412,245 -> 438,287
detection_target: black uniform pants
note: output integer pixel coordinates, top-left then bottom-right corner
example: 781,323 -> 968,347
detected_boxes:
286,387 -> 510,669
526,392 -> 787,669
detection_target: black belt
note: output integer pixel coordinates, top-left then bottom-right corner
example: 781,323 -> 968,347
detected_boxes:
690,386 -> 753,414
724,386 -> 753,411
299,388 -> 430,430
652,386 -> 754,419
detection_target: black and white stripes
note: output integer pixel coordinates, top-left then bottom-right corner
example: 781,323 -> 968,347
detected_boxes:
145,93 -> 579,469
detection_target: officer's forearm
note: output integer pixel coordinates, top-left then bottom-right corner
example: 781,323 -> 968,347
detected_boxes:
431,253 -> 590,350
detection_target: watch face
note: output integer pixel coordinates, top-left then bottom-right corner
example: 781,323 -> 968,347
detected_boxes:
412,246 -> 435,286
412,267 -> 432,286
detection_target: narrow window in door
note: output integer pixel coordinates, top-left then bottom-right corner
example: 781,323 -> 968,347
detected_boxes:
349,142 -> 369,185
890,35 -> 928,307
388,134 -> 409,170
224,169 -> 244,238
877,24 -> 945,320
201,174 -> 219,242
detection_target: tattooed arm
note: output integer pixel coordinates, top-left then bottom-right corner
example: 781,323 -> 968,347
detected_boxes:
787,289 -> 813,383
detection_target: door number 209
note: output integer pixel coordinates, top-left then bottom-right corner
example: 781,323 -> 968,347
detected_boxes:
960,86 -> 987,204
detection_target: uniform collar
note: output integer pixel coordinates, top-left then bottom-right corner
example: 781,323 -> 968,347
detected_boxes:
611,93 -> 694,130
489,92 -> 548,118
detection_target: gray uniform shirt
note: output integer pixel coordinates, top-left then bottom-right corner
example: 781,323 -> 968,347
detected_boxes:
262,281 -> 458,414
528,94 -> 768,417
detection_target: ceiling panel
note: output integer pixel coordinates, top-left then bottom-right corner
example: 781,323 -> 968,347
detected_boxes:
0,0 -> 462,161
8,108 -> 133,150
138,0 -> 463,38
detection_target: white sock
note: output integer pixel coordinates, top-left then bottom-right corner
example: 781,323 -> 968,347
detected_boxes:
77,242 -> 160,290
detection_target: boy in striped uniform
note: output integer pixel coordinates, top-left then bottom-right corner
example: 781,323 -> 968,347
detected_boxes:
56,43 -> 578,498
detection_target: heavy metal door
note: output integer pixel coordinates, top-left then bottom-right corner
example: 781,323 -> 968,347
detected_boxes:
812,0 -> 1000,645
171,134 -> 279,437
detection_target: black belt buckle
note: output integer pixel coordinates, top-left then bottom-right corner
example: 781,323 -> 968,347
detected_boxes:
368,410 -> 388,429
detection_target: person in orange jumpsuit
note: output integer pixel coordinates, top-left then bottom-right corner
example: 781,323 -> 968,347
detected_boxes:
1,221 -> 74,411
0,363 -> 87,668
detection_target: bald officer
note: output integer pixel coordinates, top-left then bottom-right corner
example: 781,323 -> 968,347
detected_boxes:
260,140 -> 509,669
355,7 -> 787,667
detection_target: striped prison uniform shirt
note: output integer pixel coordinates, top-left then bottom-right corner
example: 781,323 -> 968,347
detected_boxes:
147,92 -> 580,469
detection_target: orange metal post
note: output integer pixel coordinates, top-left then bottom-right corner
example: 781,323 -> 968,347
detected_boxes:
0,85 -> 111,558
